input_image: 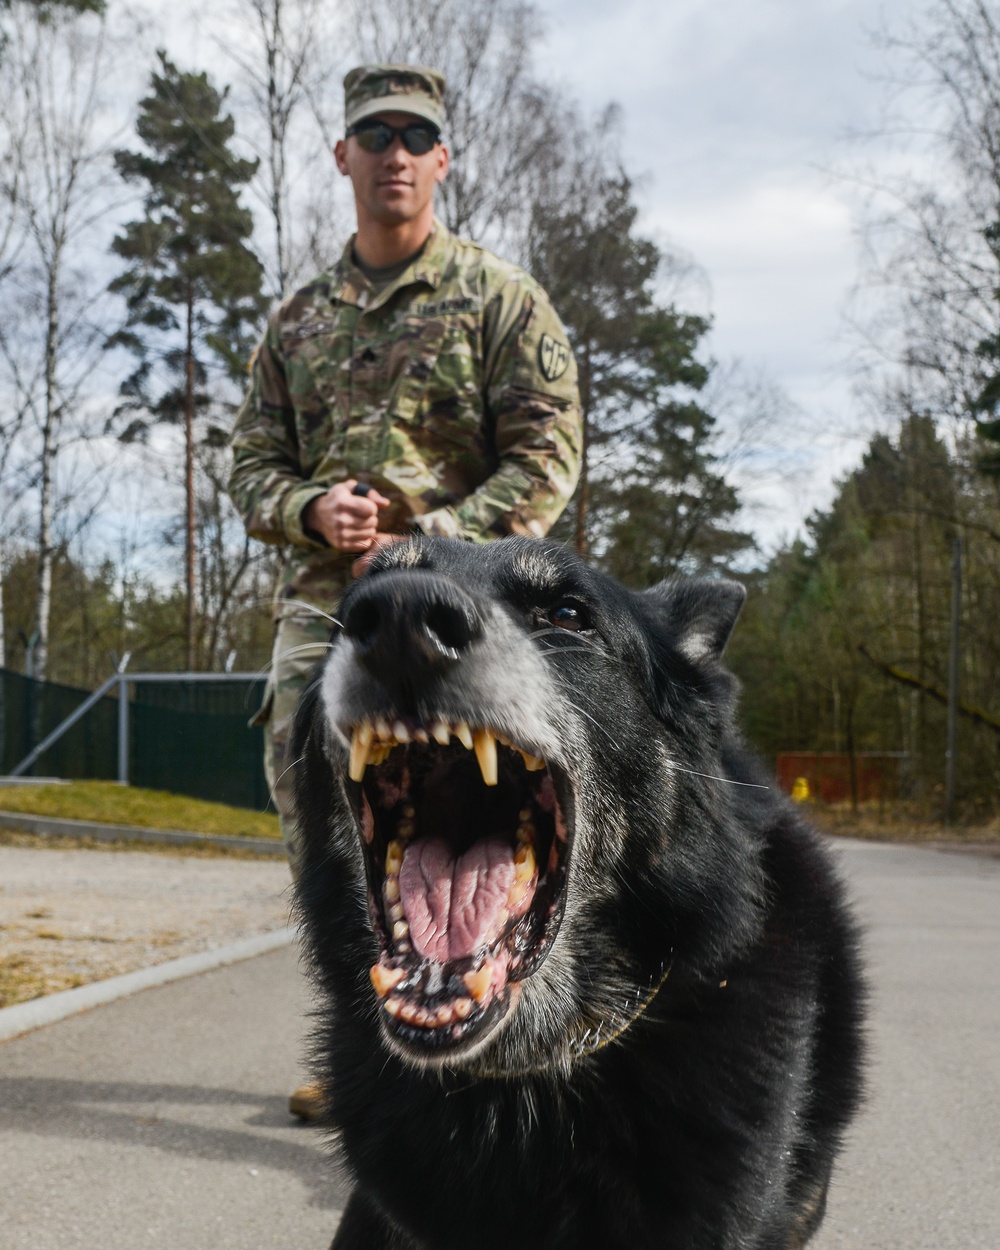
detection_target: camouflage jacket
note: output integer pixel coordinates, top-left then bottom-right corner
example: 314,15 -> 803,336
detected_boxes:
228,221 -> 582,615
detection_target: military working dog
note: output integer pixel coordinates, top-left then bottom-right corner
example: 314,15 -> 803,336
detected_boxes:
291,537 -> 865,1250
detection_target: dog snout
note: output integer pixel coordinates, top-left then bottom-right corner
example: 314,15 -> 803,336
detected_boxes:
342,571 -> 483,694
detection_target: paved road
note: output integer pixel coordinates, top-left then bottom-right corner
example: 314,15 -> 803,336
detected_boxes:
1,839 -> 997,1249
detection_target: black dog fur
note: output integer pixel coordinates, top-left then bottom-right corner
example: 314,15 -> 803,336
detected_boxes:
291,537 -> 865,1250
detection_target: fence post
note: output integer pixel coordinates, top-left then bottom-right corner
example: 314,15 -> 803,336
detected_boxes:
117,652 -> 132,785
944,536 -> 962,825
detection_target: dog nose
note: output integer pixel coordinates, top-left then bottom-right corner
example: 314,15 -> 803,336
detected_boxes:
342,571 -> 483,695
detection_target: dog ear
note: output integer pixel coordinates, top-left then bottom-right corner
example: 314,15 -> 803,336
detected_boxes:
642,578 -> 746,663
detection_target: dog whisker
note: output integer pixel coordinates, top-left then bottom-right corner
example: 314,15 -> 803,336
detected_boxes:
664,761 -> 770,791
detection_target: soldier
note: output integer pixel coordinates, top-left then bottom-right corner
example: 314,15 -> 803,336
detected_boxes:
227,63 -> 582,1116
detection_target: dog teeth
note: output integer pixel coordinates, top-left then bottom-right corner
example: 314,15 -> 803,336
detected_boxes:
463,965 -> 492,1005
385,840 -> 404,874
349,723 -> 375,781
516,822 -> 535,844
392,919 -> 410,943
384,997 -> 403,1018
454,997 -> 474,1019
348,719 -> 546,784
370,964 -> 405,997
473,728 -> 498,786
513,843 -> 536,878
383,876 -> 400,904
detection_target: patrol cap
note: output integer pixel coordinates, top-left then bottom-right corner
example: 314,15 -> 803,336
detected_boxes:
344,64 -> 446,132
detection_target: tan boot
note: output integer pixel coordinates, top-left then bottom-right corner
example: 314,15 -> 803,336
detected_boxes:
288,1080 -> 327,1121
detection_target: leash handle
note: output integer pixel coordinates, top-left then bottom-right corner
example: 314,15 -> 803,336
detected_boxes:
352,481 -> 372,497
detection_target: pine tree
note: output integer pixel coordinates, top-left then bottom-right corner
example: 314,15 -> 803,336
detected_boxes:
107,52 -> 267,669
529,162 -> 749,578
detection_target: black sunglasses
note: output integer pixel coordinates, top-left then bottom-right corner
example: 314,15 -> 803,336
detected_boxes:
346,119 -> 441,156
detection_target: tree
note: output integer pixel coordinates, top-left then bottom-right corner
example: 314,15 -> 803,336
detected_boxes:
0,0 -> 115,679
107,52 -> 268,669
215,0 -> 342,295
853,1 -> 1000,440
526,117 -> 749,575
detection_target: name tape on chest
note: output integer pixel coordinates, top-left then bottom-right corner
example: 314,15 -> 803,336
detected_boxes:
539,333 -> 571,382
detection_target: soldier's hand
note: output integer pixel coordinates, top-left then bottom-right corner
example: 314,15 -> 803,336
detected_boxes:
303,480 -> 389,551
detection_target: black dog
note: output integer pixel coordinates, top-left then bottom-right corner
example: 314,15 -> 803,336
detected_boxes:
291,537 -> 864,1250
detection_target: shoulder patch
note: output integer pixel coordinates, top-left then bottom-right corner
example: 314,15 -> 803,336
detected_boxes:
539,332 -> 571,382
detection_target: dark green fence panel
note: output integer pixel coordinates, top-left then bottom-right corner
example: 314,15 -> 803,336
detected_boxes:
130,679 -> 270,811
0,668 -> 117,779
0,668 -> 270,811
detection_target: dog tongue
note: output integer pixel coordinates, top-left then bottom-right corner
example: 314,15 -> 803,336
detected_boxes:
399,836 -> 515,963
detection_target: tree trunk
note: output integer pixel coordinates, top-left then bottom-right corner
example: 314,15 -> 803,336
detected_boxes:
574,344 -> 592,556
34,256 -> 60,681
266,0 -> 287,295
185,285 -> 197,671
845,699 -> 858,814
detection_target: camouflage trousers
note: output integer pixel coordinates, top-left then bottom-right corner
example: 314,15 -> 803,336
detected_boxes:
259,609 -> 337,878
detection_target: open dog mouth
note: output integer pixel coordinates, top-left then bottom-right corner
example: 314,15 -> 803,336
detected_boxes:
344,716 -> 571,1054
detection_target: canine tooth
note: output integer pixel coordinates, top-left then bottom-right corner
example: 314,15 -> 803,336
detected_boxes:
375,717 -> 392,742
514,842 -> 535,869
349,723 -> 374,782
472,728 -> 499,786
393,919 -> 410,942
384,876 -> 400,903
393,720 -> 411,743
463,966 -> 492,1004
521,751 -> 545,771
370,964 -> 405,997
430,720 -> 451,746
385,839 -> 404,874
453,720 -> 474,750
454,997 -> 473,1019
384,997 -> 403,1018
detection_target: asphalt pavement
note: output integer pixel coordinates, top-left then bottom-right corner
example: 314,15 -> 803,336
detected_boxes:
1,838 -> 997,1249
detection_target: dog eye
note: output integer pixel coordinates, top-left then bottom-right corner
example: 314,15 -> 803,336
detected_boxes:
548,602 -> 590,632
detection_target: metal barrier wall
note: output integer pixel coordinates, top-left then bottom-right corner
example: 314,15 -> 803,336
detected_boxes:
1,668 -> 270,811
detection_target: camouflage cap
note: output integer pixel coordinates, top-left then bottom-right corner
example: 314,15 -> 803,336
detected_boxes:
344,64 -> 446,132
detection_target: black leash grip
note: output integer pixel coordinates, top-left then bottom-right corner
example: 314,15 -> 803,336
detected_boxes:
352,482 -> 372,497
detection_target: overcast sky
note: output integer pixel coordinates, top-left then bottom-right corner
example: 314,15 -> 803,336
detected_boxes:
531,0 -> 915,545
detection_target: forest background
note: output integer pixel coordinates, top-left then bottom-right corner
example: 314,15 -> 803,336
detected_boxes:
4,0 -> 1000,820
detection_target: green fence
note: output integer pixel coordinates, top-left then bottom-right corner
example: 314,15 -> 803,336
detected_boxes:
0,668 -> 271,811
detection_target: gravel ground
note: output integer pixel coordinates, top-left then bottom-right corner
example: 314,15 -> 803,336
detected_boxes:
0,839 -> 293,1008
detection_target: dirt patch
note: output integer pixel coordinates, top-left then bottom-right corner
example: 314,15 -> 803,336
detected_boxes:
0,838 -> 292,1010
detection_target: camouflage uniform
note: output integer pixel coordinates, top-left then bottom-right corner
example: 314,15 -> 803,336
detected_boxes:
229,220 -> 581,872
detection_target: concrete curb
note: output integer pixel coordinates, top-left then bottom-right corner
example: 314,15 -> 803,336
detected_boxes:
0,809 -> 285,854
0,926 -> 297,1043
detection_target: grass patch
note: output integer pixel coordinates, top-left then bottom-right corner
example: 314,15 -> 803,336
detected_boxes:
806,802 -> 1000,846
0,953 -> 84,1009
0,781 -> 280,840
